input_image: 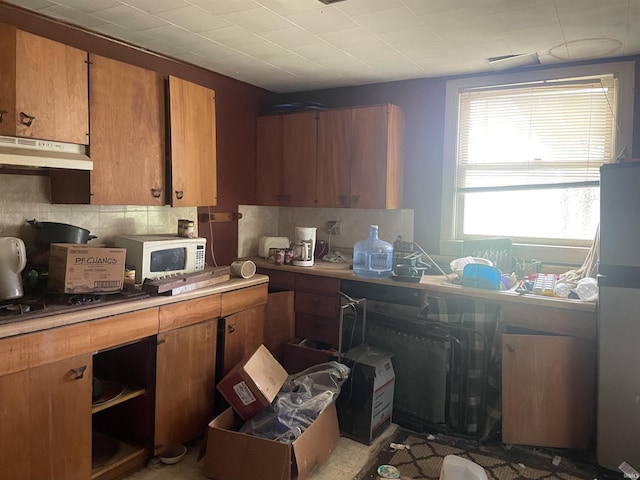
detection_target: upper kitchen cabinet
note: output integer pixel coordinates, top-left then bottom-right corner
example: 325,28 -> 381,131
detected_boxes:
0,24 -> 88,145
167,76 -> 217,207
317,104 -> 404,209
91,55 -> 165,205
50,54 -> 165,205
256,112 -> 318,207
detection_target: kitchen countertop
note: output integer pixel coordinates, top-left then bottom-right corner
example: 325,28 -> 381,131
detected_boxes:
252,257 -> 596,313
0,275 -> 268,340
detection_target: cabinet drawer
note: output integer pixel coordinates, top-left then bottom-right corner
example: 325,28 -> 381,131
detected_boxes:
159,294 -> 221,333
295,313 -> 339,346
295,291 -> 339,318
90,307 -> 159,352
221,284 -> 268,317
258,268 -> 295,290
295,275 -> 340,294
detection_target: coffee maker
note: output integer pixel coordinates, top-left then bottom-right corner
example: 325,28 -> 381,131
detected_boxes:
292,227 -> 316,267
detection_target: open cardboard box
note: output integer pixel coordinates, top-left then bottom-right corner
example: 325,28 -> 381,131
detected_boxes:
217,344 -> 288,420
204,402 -> 340,480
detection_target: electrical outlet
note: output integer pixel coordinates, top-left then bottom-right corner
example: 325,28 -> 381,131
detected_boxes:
327,220 -> 342,235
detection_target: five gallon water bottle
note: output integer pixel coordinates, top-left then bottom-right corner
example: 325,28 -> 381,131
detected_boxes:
353,225 -> 393,279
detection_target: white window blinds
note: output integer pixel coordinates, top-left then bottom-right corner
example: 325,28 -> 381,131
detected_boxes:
456,75 -> 617,192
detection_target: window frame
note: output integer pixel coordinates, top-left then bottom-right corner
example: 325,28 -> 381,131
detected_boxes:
440,61 -> 636,265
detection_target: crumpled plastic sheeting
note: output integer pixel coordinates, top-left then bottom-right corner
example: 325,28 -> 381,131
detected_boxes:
239,361 -> 350,443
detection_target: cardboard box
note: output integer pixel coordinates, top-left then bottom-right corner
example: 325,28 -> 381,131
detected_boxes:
282,338 -> 337,374
336,344 -> 395,445
47,243 -> 126,293
204,402 -> 340,480
217,344 -> 288,420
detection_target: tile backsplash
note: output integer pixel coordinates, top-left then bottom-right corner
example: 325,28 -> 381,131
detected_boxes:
0,174 -> 197,251
238,205 -> 414,258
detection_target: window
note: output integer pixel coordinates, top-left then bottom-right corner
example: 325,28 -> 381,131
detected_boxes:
441,62 -> 635,264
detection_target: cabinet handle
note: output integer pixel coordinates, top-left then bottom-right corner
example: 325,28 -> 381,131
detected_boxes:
228,323 -> 236,333
151,188 -> 162,198
351,195 -> 360,205
338,195 -> 349,207
175,190 -> 184,200
71,365 -> 87,379
505,343 -> 515,353
19,112 -> 35,127
0,110 -> 7,123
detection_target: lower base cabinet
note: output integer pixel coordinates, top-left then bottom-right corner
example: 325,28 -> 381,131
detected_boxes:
502,333 -> 594,448
155,319 -> 217,454
0,353 -> 93,480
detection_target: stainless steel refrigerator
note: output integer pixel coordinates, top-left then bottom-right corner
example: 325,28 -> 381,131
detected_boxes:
598,162 -> 640,471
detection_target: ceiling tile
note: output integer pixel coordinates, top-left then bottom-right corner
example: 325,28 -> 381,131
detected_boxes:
92,5 -> 168,30
139,24 -> 204,46
182,39 -> 240,58
351,6 -> 423,34
4,0 -> 57,10
222,7 -> 293,33
285,7 -> 358,34
90,23 -> 157,45
317,27 -> 380,49
255,0 -> 324,16
259,27 -> 320,49
342,41 -> 401,61
156,5 -> 230,32
239,41 -> 295,60
36,5 -> 106,28
199,24 -> 264,47
54,0 -> 120,12
121,0 -> 190,14
186,0 -> 260,15
337,0 -> 404,16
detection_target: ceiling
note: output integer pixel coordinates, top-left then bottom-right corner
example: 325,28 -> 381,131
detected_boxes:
4,0 -> 640,93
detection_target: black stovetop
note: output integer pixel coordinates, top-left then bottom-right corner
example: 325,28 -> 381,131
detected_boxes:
0,289 -> 150,326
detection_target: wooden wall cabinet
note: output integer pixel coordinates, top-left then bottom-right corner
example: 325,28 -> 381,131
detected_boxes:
0,23 -> 88,145
256,112 -> 318,207
257,104 -> 403,209
168,75 -> 217,207
50,54 -> 166,205
0,353 -> 92,480
317,104 -> 404,209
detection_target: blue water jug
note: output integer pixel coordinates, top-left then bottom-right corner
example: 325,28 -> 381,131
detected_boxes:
353,225 -> 393,279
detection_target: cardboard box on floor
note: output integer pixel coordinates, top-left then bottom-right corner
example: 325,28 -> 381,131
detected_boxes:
216,344 -> 289,420
204,402 -> 340,480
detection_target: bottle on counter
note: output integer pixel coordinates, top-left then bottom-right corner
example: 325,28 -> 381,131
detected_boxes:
353,225 -> 393,279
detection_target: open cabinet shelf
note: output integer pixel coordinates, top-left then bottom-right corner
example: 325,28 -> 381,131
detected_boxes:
91,434 -> 147,480
92,384 -> 146,415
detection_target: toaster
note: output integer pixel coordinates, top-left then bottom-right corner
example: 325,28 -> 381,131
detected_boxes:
258,236 -> 290,258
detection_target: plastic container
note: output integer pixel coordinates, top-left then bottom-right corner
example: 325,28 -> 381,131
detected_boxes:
460,264 -> 501,290
575,277 -> 598,301
353,225 -> 393,279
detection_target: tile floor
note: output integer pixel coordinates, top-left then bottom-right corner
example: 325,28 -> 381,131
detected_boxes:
123,425 -> 397,480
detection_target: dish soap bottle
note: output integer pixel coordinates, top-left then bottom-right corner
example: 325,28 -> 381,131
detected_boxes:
353,225 -> 393,278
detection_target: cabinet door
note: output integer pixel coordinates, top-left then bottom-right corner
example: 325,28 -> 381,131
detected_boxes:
502,334 -> 594,448
256,115 -> 285,206
220,305 -> 265,376
88,54 -> 165,205
350,105 -> 403,209
283,112 -> 317,207
0,354 -> 92,480
0,25 -> 88,144
168,76 -> 217,207
155,320 -> 217,454
316,109 -> 351,208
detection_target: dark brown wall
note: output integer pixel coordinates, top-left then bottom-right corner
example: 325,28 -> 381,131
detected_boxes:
0,3 -> 273,265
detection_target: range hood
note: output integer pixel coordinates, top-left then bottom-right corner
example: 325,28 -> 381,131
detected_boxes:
0,135 -> 92,170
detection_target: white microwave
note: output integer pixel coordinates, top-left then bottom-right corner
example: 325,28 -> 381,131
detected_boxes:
114,234 -> 206,284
